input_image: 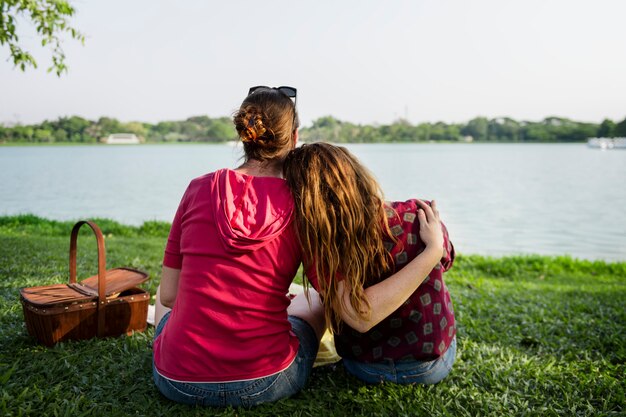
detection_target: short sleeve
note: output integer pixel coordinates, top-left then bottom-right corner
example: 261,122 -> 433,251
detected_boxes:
305,262 -> 321,292
304,259 -> 345,293
162,187 -> 189,269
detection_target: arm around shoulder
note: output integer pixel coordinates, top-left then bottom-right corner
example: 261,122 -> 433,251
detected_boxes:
338,200 -> 445,333
338,245 -> 442,333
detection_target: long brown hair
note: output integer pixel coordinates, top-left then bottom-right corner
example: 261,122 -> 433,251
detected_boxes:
283,142 -> 394,332
233,88 -> 299,163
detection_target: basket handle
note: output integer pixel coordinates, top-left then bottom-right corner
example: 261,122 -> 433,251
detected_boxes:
69,221 -> 107,337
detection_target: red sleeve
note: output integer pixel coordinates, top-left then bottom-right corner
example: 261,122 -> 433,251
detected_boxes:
305,263 -> 321,292
440,221 -> 455,272
162,187 -> 189,269
305,260 -> 345,292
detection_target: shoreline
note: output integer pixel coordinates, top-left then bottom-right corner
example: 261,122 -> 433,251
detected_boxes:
1,214 -> 624,264
0,141 -> 591,147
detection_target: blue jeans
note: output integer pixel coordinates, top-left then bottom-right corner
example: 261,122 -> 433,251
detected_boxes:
152,312 -> 319,407
343,337 -> 457,385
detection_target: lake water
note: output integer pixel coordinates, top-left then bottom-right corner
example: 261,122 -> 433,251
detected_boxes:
1,143 -> 625,261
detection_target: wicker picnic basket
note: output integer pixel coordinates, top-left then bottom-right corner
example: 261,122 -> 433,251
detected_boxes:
19,220 -> 150,346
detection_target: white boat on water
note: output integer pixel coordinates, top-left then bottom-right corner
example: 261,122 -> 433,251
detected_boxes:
587,137 -> 626,150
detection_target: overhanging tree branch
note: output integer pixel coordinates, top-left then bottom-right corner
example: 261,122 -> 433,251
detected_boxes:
0,0 -> 84,76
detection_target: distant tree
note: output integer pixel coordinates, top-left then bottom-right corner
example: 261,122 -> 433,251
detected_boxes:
359,125 -> 377,142
429,122 -> 458,141
53,128 -> 67,142
33,128 -> 52,142
0,0 -> 84,75
597,119 -> 616,138
95,117 -> 123,136
84,123 -> 102,141
123,121 -> 147,140
491,118 -> 521,142
305,116 -> 344,143
50,115 -> 90,141
385,120 -> 409,142
415,123 -> 431,141
164,132 -> 185,142
522,123 -> 551,142
566,123 -> 598,142
206,117 -> 235,141
179,119 -> 205,140
59,115 -> 89,134
614,117 -> 626,137
461,117 -> 489,141
149,121 -> 184,142
311,116 -> 340,130
186,115 -> 211,125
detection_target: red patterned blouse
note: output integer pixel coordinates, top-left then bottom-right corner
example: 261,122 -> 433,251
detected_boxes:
307,199 -> 456,363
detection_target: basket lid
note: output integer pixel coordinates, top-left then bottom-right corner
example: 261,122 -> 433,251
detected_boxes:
20,267 -> 149,307
20,283 -> 94,307
78,267 -> 149,296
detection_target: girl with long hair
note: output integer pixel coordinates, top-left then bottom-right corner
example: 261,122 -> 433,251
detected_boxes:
284,142 -> 456,384
152,87 -> 325,407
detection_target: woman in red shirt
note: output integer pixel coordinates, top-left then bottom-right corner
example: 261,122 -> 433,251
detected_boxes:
283,142 -> 456,384
152,87 -> 327,407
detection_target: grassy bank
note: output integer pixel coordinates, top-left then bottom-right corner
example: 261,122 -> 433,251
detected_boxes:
0,216 -> 624,416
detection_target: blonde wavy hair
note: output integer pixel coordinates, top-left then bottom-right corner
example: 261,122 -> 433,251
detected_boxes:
283,142 -> 394,333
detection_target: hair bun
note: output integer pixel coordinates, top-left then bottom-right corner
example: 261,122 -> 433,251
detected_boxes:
235,107 -> 269,144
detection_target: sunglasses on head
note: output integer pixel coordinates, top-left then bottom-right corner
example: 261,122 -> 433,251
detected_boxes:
248,85 -> 297,108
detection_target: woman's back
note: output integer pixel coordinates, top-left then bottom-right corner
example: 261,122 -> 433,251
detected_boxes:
154,170 -> 302,382
153,87 -> 326,407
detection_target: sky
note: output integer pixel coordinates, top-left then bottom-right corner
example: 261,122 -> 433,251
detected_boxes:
1,0 -> 625,127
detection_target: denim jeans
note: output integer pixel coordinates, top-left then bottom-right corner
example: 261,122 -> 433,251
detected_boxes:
342,337 -> 457,385
153,312 -> 319,407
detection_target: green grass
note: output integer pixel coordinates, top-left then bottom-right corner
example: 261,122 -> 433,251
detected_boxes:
0,216 -> 624,417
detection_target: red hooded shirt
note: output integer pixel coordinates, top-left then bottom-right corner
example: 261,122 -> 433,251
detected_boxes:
153,169 -> 302,382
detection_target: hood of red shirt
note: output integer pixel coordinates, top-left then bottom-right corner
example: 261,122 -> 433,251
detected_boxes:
211,169 -> 295,255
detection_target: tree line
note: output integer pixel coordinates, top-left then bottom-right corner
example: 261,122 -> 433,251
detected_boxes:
0,116 -> 234,144
1,115 -> 625,144
301,116 -> 626,143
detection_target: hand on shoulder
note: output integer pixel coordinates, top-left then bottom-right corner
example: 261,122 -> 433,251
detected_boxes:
416,199 -> 444,259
